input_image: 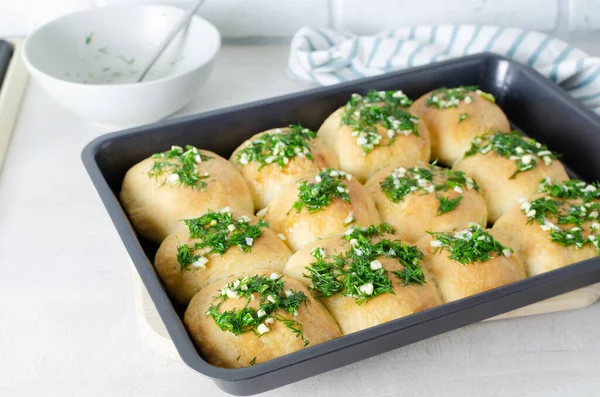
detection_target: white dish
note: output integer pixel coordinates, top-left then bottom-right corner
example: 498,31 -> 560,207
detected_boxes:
22,4 -> 220,128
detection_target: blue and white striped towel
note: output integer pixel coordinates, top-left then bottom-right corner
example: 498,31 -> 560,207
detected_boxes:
288,25 -> 600,112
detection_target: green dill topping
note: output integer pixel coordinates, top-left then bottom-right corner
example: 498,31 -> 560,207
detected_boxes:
205,274 -> 309,346
249,357 -> 257,365
304,224 -> 425,304
293,168 -> 352,213
436,194 -> 463,215
149,145 -> 212,190
236,125 -> 316,168
520,196 -> 600,251
464,131 -> 561,179
340,90 -> 419,154
85,32 -> 94,45
379,163 -> 478,215
459,113 -> 469,123
176,209 -> 268,271
425,85 -> 495,109
538,178 -> 600,202
428,225 -> 513,265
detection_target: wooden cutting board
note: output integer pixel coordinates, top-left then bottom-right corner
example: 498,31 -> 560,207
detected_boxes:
130,265 -> 600,360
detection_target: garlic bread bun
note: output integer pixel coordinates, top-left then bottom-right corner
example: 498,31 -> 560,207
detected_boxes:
492,179 -> 600,276
453,131 -> 568,223
120,145 -> 253,243
265,168 -> 380,251
417,225 -> 525,303
230,125 -> 339,210
283,225 -> 442,334
411,86 -> 509,166
365,161 -> 487,242
184,272 -> 342,368
317,90 -> 430,183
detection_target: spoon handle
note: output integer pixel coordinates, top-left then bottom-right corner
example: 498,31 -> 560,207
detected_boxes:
137,0 -> 206,82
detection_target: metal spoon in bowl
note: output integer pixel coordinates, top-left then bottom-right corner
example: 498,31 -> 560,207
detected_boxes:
137,0 -> 206,82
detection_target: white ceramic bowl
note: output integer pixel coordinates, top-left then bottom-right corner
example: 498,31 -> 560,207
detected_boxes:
23,4 -> 220,128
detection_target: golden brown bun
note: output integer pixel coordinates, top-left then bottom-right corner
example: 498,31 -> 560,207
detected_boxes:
452,152 -> 569,223
120,150 -> 254,243
154,210 -> 292,304
317,107 -> 431,183
184,272 -> 342,368
492,194 -> 599,276
283,234 -> 442,334
365,162 -> 488,243
417,231 -> 526,303
265,171 -> 381,251
230,127 -> 339,210
410,92 -> 509,166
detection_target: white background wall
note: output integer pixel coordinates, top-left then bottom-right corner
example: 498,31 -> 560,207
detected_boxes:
1,0 -> 599,39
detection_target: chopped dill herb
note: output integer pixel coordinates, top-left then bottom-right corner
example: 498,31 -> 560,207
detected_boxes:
425,85 -> 497,108
249,357 -> 257,365
521,195 -> 600,251
148,145 -> 212,190
379,163 -> 478,215
205,274 -> 309,347
176,210 -> 268,271
538,178 -> 600,202
428,225 -> 512,265
236,125 -> 316,168
464,131 -> 561,179
293,168 -> 352,213
340,90 -> 419,154
436,194 -> 463,215
176,244 -> 203,272
85,32 -> 94,45
459,113 -> 469,123
304,224 -> 425,304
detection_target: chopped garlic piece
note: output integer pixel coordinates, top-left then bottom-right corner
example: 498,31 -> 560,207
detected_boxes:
257,323 -> 270,334
370,260 -> 382,270
166,173 -> 180,184
191,256 -> 208,269
344,211 -> 354,225
269,272 -> 280,280
359,283 -> 374,295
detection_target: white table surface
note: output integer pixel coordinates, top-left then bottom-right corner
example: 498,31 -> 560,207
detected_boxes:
2,43 -> 600,397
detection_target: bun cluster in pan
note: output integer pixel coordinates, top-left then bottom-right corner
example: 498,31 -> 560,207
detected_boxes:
119,86 -> 598,369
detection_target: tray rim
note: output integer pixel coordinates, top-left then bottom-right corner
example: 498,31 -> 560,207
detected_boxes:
82,53 -> 600,385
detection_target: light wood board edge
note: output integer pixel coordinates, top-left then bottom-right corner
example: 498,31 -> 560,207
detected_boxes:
0,38 -> 29,171
130,263 -> 600,360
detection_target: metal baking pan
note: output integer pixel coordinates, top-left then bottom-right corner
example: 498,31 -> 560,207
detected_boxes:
0,40 -> 14,91
82,54 -> 600,396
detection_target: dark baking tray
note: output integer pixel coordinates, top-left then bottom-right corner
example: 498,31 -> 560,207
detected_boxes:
0,40 -> 14,91
82,54 -> 600,395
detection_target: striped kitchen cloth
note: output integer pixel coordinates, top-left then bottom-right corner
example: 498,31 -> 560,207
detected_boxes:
288,25 -> 600,112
